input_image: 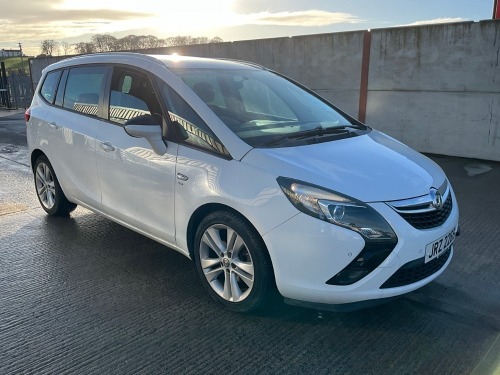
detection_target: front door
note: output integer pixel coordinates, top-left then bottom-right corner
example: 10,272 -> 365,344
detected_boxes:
96,66 -> 178,245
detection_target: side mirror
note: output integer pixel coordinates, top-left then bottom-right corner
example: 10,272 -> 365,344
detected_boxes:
124,123 -> 167,155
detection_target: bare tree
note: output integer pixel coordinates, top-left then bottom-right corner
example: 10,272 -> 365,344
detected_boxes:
91,34 -> 117,52
138,35 -> 165,49
114,34 -> 165,50
165,35 -> 223,47
40,40 -> 59,56
58,34 -> 223,55
115,35 -> 140,50
192,37 -> 209,45
165,36 -> 193,46
60,42 -> 72,55
73,42 -> 96,54
135,35 -> 150,49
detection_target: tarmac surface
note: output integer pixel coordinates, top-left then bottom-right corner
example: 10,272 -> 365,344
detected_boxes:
0,110 -> 499,374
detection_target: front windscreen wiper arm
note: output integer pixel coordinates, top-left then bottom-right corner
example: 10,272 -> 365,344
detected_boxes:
262,125 -> 354,147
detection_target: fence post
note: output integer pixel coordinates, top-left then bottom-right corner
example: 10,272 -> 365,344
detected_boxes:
0,62 -> 11,109
358,30 -> 372,123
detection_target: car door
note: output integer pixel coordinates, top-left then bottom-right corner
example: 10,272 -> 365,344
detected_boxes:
44,66 -> 109,208
95,66 -> 178,245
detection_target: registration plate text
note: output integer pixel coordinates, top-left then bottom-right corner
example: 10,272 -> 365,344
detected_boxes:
425,228 -> 456,263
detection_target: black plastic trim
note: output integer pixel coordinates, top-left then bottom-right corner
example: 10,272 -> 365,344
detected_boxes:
325,239 -> 398,286
284,296 -> 399,312
380,247 -> 452,289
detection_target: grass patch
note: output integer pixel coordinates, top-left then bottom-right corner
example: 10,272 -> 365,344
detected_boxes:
0,57 -> 31,74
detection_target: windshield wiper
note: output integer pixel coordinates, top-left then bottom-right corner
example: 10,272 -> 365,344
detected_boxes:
262,125 -> 357,147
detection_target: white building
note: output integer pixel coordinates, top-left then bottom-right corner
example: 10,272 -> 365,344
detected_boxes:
0,49 -> 22,57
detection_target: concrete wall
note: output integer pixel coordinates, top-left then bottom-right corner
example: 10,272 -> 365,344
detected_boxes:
141,32 -> 365,116
29,21 -> 500,161
367,21 -> 500,161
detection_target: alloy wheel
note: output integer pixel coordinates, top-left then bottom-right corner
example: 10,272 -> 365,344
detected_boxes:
35,162 -> 56,210
199,224 -> 255,302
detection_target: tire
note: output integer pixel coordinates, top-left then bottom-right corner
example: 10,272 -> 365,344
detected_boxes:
34,155 -> 77,216
193,210 -> 275,313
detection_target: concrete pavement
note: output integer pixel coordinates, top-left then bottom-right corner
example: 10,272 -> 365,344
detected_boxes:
0,108 -> 24,118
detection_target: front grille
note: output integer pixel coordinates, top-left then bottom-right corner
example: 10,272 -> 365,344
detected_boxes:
399,194 -> 453,229
380,247 -> 451,289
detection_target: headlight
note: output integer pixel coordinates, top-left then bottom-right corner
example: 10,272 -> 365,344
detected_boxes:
277,177 -> 396,241
278,177 -> 398,285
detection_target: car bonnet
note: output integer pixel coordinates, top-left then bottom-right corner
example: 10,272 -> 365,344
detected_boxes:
241,130 -> 446,203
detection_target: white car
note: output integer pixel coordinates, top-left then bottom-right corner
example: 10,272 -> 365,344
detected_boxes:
26,53 -> 459,312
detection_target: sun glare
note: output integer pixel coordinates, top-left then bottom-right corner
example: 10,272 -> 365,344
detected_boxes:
56,0 -> 238,35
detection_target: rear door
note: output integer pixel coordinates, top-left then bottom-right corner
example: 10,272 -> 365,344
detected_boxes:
44,65 -> 109,208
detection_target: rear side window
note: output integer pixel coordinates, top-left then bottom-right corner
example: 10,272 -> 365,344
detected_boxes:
40,71 -> 62,104
63,66 -> 107,117
54,70 -> 68,107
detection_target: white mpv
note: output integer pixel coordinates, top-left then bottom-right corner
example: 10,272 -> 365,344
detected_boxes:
26,53 -> 459,312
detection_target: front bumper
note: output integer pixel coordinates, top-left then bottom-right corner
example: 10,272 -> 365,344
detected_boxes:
262,189 -> 459,306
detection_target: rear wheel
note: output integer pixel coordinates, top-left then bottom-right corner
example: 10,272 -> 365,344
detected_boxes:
34,155 -> 77,216
194,210 -> 275,312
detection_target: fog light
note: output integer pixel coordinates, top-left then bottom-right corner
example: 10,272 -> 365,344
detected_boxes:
326,242 -> 396,286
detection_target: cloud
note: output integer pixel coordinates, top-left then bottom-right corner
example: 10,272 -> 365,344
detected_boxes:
398,17 -> 468,27
4,7 -> 152,25
245,10 -> 362,27
0,1 -> 153,52
0,0 -> 152,38
0,1 -> 362,55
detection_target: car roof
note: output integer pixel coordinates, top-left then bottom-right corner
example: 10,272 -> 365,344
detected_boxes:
151,54 -> 263,70
44,52 -> 264,72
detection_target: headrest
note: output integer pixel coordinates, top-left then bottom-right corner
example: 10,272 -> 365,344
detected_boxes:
192,82 -> 215,104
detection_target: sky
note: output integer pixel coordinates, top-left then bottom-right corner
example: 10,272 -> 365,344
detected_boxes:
0,0 -> 496,56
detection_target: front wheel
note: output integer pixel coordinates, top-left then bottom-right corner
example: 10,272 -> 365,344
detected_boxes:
193,210 -> 275,313
34,155 -> 77,216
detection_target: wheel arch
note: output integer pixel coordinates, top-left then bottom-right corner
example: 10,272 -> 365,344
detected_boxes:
186,203 -> 269,263
30,149 -> 46,172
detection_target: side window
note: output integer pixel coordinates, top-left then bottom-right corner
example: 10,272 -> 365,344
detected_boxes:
108,68 -> 162,125
54,70 -> 68,107
40,71 -> 62,104
159,81 -> 229,157
63,66 -> 107,117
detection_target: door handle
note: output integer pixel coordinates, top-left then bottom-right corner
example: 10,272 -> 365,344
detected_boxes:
177,173 -> 189,181
49,122 -> 58,130
99,141 -> 115,152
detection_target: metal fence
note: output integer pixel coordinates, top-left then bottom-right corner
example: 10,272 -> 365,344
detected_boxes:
0,64 -> 33,109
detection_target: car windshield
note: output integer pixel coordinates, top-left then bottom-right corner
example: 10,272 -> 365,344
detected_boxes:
172,68 -> 362,147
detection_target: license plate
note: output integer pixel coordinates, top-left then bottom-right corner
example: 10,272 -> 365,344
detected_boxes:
425,228 -> 456,263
